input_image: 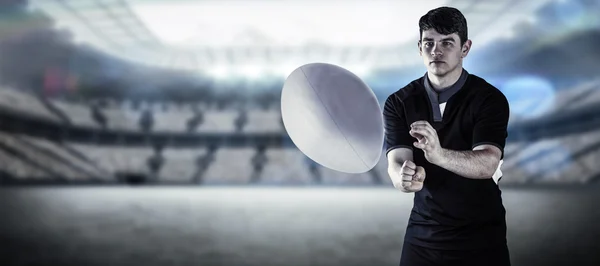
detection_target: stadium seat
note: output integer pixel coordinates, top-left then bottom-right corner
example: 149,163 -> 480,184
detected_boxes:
72,144 -> 153,177
160,148 -> 207,182
258,148 -> 313,185
0,148 -> 48,180
198,110 -> 238,133
244,109 -> 284,133
0,88 -> 60,122
51,99 -> 100,128
202,147 -> 255,184
0,132 -> 85,181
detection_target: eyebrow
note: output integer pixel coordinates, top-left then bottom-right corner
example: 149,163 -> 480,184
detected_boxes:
422,37 -> 456,42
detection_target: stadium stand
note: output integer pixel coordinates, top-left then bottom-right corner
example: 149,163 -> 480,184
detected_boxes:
502,129 -> 600,184
50,99 -> 100,128
505,78 -> 600,127
159,147 -> 208,183
244,109 -> 284,133
153,108 -> 196,132
553,79 -> 599,111
198,110 -> 238,133
0,131 -> 114,182
0,128 -> 599,185
13,96 -> 287,136
71,144 -> 153,178
564,79 -> 600,111
0,147 -> 49,181
373,150 -> 392,186
0,76 -> 598,186
258,148 -> 315,185
503,142 -> 520,159
319,162 -> 382,185
0,131 -> 87,181
0,88 -> 60,122
102,107 -> 140,131
20,135 -> 112,180
201,147 -> 256,184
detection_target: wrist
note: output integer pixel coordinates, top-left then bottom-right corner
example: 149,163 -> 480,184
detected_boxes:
434,148 -> 448,166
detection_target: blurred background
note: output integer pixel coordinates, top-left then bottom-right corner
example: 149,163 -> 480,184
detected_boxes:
0,0 -> 599,265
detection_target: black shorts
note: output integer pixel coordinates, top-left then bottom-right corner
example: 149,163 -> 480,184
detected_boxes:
399,242 -> 511,266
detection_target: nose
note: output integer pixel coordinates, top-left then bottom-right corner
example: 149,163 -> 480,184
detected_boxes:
430,43 -> 442,56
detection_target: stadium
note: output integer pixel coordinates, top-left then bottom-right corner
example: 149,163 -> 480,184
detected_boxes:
1,0 -> 599,265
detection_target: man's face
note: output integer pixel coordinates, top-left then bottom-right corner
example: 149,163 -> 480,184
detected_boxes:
419,29 -> 471,77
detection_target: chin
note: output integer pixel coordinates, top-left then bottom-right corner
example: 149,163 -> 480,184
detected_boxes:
428,67 -> 448,76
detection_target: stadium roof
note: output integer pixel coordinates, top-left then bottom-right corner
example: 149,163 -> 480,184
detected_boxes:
28,0 -> 555,77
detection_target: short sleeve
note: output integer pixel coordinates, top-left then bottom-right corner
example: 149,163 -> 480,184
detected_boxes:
383,95 -> 414,156
472,91 -> 510,159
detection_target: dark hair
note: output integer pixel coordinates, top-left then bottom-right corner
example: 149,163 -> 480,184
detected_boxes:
419,7 -> 468,46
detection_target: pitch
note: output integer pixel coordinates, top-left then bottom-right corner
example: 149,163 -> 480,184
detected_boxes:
1,185 -> 599,266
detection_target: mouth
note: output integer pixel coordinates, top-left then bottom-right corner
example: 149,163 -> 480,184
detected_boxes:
430,61 -> 445,64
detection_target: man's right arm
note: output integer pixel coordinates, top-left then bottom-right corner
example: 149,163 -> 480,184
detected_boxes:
387,148 -> 413,192
383,95 -> 425,193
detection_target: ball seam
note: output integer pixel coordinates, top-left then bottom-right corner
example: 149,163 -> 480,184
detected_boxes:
299,66 -> 369,171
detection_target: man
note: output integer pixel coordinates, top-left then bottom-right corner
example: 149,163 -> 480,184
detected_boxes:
383,7 -> 511,266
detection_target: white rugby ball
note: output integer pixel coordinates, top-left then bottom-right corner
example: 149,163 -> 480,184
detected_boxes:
281,63 -> 384,174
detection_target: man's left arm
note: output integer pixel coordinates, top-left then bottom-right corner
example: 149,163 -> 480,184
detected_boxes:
434,145 -> 502,179
410,92 -> 509,180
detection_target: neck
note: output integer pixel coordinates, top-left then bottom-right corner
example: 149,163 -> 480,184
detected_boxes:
428,66 -> 463,91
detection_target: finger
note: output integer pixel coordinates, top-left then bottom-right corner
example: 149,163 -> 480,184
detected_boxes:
408,128 -> 425,140
413,173 -> 424,183
411,125 -> 436,138
411,120 -> 429,125
410,132 -> 431,150
411,121 -> 437,139
410,128 -> 433,143
413,141 -> 426,150
410,125 -> 437,136
409,133 -> 428,147
414,167 -> 426,182
403,160 -> 416,170
411,121 -> 432,128
402,181 -> 412,189
402,167 -> 415,176
402,173 -> 413,182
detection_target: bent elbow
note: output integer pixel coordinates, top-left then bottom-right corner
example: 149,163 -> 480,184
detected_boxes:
482,169 -> 496,179
482,160 -> 501,178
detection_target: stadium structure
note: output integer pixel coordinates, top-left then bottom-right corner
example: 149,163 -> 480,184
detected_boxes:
0,0 -> 599,186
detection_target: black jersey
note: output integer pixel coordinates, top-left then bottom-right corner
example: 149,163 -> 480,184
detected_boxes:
383,69 -> 510,250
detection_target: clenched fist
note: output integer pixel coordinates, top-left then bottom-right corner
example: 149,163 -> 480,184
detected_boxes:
393,160 -> 426,192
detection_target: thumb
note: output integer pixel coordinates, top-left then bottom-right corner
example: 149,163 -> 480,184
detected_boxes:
413,166 -> 426,182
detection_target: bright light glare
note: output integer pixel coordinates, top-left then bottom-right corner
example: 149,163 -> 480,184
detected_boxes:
347,65 -> 371,78
209,66 -> 229,79
130,0 -> 449,47
279,64 -> 299,78
240,65 -> 262,79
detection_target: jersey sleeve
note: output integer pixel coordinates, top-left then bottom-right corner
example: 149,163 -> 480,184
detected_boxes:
472,91 -> 510,159
383,94 -> 414,157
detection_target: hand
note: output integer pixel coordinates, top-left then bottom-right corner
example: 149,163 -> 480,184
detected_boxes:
394,160 -> 426,192
410,121 -> 444,165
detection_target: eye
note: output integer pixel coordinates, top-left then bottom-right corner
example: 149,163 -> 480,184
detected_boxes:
443,42 -> 452,46
424,42 -> 433,47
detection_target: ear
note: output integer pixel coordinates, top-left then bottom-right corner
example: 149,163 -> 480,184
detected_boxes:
418,41 -> 423,56
461,39 -> 472,58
